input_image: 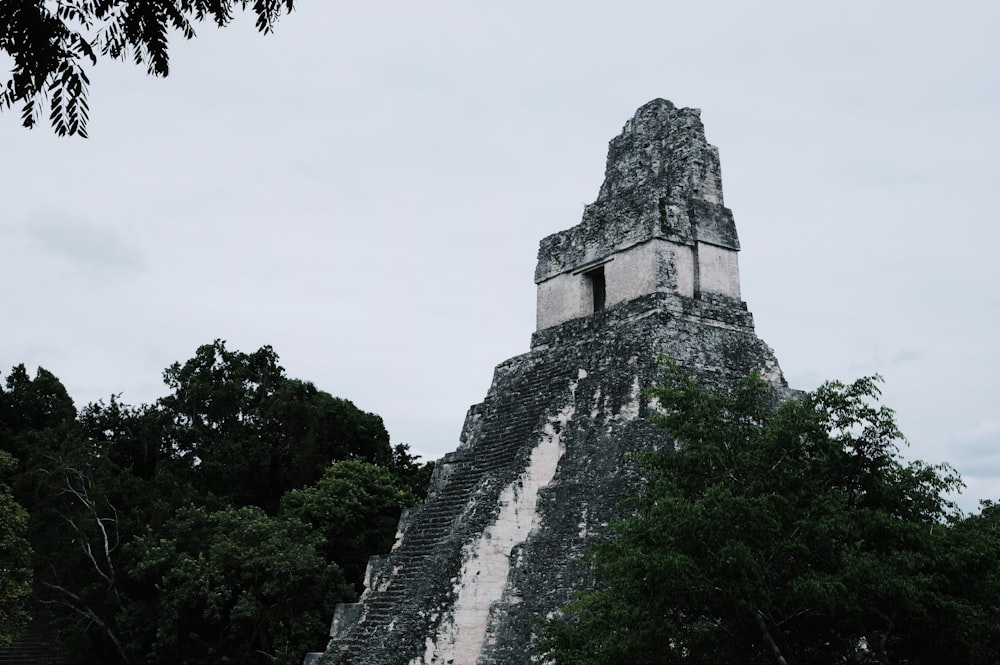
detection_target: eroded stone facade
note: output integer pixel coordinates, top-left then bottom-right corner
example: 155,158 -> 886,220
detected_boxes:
535,100 -> 741,329
308,99 -> 787,665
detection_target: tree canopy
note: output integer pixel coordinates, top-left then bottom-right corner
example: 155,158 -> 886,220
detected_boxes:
0,450 -> 32,646
0,0 -> 295,137
540,363 -> 1000,665
0,341 -> 431,664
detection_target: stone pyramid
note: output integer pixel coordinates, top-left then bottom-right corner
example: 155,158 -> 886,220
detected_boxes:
308,99 -> 787,665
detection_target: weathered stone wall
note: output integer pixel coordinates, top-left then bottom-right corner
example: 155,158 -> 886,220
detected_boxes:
534,99 -> 738,286
535,271 -> 590,331
534,100 -> 742,331
696,241 -> 740,299
537,238 -> 708,330
310,293 -> 786,665
308,99 -> 789,665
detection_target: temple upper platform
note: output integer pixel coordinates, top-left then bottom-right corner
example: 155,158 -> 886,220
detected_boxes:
535,99 -> 743,330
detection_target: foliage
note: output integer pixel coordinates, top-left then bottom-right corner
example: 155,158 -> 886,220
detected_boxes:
391,442 -> 434,495
0,450 -> 32,646
282,459 -> 425,593
127,505 -> 352,665
0,365 -> 76,432
78,397 -> 173,481
0,342 -> 427,664
159,340 -> 395,513
540,363 -> 1000,665
0,0 -> 295,137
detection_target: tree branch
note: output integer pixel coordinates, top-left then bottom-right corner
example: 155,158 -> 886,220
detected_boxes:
40,583 -> 131,665
754,609 -> 791,665
55,468 -> 125,610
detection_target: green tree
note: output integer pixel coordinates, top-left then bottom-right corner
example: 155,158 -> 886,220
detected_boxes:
921,501 -> 1000,664
1,365 -> 134,660
127,504 -> 352,665
0,364 -> 77,449
1,0 -> 295,137
390,442 -> 435,500
0,348 -> 426,664
0,450 -> 32,646
281,459 -> 425,592
78,397 -> 173,482
159,340 -> 394,513
541,364 -> 1000,665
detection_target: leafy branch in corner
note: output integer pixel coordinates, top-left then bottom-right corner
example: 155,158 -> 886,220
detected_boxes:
0,1 -> 295,137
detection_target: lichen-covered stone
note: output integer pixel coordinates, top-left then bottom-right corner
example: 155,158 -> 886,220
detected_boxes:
535,99 -> 738,285
308,99 -> 789,665
535,99 -> 744,330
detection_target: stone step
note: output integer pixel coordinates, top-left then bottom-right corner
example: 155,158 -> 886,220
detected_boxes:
324,364 -> 574,664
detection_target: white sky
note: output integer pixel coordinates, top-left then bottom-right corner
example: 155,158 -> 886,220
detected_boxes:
2,1 -> 998,512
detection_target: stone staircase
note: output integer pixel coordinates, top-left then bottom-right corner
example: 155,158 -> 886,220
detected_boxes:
0,616 -> 63,665
321,358 -> 570,663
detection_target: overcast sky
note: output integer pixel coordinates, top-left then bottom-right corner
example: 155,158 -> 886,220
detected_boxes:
2,1 -> 998,512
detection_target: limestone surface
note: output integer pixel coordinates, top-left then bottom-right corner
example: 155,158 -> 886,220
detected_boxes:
307,99 -> 788,665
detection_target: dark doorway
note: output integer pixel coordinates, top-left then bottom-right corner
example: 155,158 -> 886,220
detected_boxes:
585,266 -> 606,312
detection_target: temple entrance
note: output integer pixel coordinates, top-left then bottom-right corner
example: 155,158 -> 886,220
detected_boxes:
585,266 -> 606,312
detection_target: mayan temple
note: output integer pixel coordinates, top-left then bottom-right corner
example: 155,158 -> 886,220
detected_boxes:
306,98 -> 788,665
